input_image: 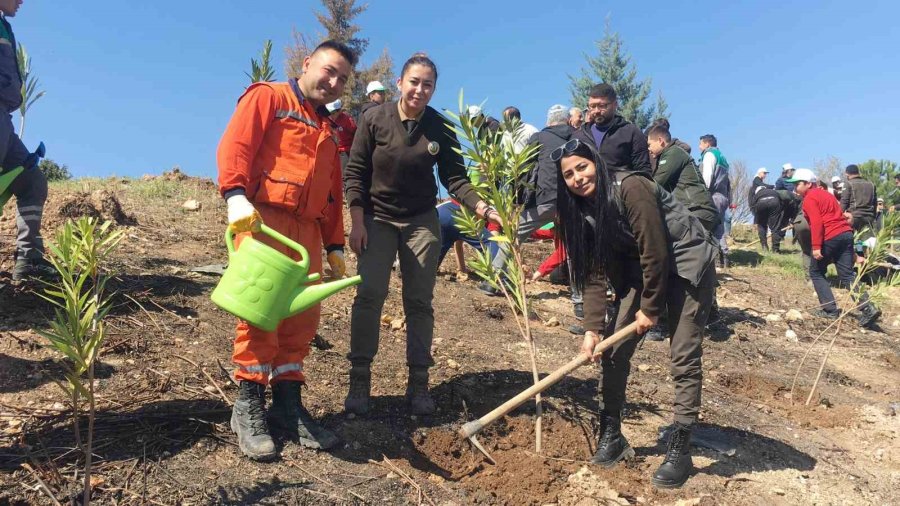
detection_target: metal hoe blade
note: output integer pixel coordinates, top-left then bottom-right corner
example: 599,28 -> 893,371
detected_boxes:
466,435 -> 496,465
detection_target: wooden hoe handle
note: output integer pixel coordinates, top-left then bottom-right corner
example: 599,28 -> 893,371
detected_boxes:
458,322 -> 639,439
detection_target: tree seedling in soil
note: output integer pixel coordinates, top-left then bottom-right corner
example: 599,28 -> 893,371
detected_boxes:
36,217 -> 124,505
445,91 -> 546,453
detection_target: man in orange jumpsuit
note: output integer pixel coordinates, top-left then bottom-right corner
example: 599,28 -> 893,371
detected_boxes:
216,40 -> 355,461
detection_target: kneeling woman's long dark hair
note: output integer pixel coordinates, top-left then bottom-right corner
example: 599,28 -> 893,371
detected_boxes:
555,140 -> 620,292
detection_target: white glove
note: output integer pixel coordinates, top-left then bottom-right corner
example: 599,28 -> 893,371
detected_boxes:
226,194 -> 262,233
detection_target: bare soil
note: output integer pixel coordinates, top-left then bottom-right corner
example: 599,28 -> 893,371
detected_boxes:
1,178 -> 899,505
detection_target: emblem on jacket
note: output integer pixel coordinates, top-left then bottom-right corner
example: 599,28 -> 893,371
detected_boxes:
427,141 -> 440,155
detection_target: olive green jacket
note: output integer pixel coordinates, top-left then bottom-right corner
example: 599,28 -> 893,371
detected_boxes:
653,144 -> 719,227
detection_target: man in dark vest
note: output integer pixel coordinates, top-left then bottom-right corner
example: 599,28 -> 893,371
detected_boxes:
840,164 -> 877,236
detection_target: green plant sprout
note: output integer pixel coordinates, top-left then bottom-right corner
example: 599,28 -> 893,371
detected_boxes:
37,217 -> 124,505
445,91 -> 546,452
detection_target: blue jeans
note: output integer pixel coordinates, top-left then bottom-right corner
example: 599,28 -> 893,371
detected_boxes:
436,201 -> 495,265
809,232 -> 857,313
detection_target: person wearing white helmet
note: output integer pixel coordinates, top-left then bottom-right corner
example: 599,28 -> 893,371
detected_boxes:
829,175 -> 843,201
775,163 -> 796,192
359,80 -> 387,117
324,99 -> 357,175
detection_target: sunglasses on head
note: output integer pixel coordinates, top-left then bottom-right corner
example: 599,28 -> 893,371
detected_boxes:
550,138 -> 583,162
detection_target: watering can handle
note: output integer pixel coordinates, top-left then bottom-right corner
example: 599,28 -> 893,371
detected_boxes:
225,224 -> 312,274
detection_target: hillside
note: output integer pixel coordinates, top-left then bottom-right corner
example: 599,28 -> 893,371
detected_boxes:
1,175 -> 899,505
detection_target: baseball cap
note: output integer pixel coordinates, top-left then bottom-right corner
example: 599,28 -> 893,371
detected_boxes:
845,164 -> 860,175
830,176 -> 841,183
366,81 -> 386,95
785,168 -> 816,183
326,99 -> 342,113
782,163 -> 794,171
757,167 -> 768,174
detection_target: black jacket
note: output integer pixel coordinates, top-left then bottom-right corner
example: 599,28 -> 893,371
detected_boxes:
575,115 -> 651,174
524,123 -> 573,208
841,176 -> 877,222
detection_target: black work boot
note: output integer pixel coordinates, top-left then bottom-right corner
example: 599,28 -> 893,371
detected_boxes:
644,324 -> 666,342
12,257 -> 58,282
590,412 -> 634,467
344,366 -> 371,415
406,367 -> 436,416
652,423 -> 693,489
269,381 -> 338,450
231,380 -> 277,461
857,299 -> 882,328
573,302 -> 584,320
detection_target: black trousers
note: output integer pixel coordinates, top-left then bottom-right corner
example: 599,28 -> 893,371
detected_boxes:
754,196 -> 783,250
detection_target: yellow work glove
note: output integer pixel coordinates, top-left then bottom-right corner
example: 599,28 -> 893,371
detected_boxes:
226,194 -> 262,233
327,250 -> 347,278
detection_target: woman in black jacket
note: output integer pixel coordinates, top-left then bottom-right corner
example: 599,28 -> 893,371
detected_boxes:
343,53 -> 500,417
553,138 -> 716,489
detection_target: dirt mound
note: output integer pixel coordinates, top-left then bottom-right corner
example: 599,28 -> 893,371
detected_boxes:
716,371 -> 855,428
415,415 -> 593,505
52,190 -> 135,226
142,167 -> 217,190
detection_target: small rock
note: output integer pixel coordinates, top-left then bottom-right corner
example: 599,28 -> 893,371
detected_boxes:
433,338 -> 444,345
771,488 -> 786,496
446,359 -> 460,370
51,402 -> 66,411
544,317 -> 560,328
391,318 -> 405,331
874,448 -> 885,461
765,313 -> 783,322
637,364 -> 651,372
181,199 -> 202,211
203,385 -> 218,394
785,329 -> 799,342
892,319 -> 899,328
785,309 -> 803,321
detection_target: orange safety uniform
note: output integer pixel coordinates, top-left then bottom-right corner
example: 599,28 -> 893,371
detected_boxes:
217,78 -> 344,385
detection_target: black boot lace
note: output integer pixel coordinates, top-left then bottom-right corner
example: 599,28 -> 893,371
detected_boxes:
665,427 -> 689,462
598,415 -> 619,449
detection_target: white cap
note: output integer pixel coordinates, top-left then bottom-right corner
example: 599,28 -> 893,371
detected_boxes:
326,99 -> 342,113
366,81 -> 386,94
782,163 -> 794,171
467,105 -> 483,117
757,167 -> 768,174
786,168 -> 815,183
831,176 -> 841,183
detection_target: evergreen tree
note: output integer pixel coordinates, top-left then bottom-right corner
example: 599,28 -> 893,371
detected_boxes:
569,20 -> 659,129
285,0 -> 395,117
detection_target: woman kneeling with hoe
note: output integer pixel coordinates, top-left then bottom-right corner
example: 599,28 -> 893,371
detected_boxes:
553,137 -> 717,488
343,53 -> 501,416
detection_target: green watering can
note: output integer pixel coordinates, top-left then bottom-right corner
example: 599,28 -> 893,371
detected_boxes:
211,224 -> 361,332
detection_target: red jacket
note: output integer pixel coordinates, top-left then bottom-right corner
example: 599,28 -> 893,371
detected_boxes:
328,111 -> 356,153
801,187 -> 852,250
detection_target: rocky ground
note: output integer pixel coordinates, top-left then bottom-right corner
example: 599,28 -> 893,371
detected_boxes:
0,174 -> 898,505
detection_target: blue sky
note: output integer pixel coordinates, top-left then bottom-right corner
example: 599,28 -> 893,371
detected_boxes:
13,0 -> 899,181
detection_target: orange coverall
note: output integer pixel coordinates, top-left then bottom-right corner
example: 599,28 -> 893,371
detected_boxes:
217,79 -> 344,385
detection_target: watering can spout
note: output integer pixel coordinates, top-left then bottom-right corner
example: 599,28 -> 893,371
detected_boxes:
288,275 -> 362,316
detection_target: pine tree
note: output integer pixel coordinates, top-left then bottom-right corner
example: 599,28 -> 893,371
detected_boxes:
569,19 -> 659,129
285,0 -> 395,117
